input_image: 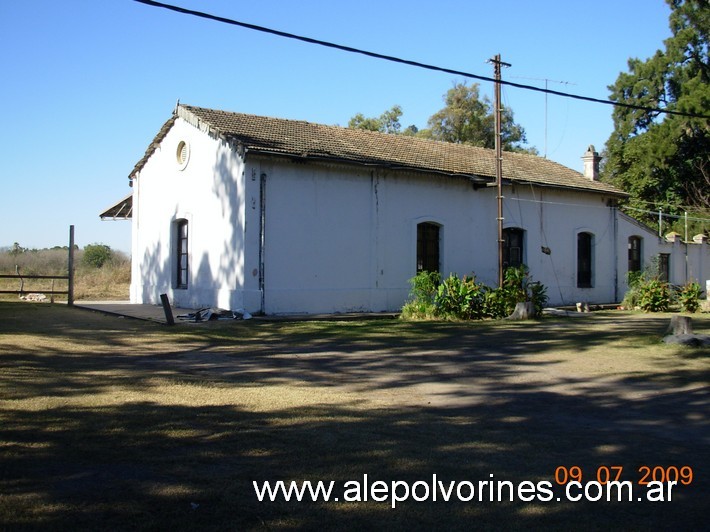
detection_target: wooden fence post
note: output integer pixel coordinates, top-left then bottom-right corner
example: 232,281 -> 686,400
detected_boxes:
67,225 -> 75,306
160,293 -> 175,326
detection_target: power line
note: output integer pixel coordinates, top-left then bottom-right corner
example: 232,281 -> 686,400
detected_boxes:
622,205 -> 710,224
512,76 -> 576,158
134,0 -> 710,121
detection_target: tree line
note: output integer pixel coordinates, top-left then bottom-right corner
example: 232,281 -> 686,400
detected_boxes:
1,243 -> 128,273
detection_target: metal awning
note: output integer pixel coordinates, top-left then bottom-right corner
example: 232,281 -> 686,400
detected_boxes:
100,194 -> 132,220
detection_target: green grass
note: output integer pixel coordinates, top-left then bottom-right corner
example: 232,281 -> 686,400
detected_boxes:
0,302 -> 708,530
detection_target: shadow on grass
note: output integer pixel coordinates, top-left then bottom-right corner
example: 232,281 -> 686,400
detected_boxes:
2,395 -> 707,529
0,302 -> 708,529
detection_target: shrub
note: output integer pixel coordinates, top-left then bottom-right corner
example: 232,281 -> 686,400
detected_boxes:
401,266 -> 547,321
484,266 -> 548,319
400,299 -> 438,320
529,281 -> 549,317
83,244 -> 113,269
621,271 -> 644,309
400,271 -> 440,320
409,270 -> 440,304
677,282 -> 702,313
637,279 -> 671,312
482,286 -> 508,319
435,274 -> 487,320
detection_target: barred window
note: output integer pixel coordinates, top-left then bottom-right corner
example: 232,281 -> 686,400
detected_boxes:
176,219 -> 189,289
577,232 -> 593,288
503,228 -> 524,269
417,222 -> 440,273
628,236 -> 642,273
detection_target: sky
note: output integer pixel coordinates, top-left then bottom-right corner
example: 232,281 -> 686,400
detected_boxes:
0,0 -> 674,254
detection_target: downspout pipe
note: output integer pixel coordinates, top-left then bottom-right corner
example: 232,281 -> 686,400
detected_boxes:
612,205 -> 618,303
259,171 -> 266,315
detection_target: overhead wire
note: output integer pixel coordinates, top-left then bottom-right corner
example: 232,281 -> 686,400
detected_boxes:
134,0 -> 710,121
135,0 -> 709,222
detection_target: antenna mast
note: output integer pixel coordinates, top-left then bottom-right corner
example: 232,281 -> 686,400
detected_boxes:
512,76 -> 575,158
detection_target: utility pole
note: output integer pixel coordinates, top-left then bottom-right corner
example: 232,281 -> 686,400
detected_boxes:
489,54 -> 511,288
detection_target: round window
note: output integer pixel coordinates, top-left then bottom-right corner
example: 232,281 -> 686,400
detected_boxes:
176,140 -> 190,170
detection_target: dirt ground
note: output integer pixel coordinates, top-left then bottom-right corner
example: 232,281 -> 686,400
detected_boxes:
0,303 -> 708,530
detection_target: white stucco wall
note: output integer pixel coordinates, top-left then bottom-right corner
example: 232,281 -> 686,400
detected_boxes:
615,213 -> 710,300
130,119 -> 708,314
250,158 -> 624,313
131,117 -> 247,309
502,185 -> 620,305
254,160 -> 495,314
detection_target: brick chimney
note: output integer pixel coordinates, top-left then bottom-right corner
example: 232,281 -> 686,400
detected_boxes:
582,145 -> 601,181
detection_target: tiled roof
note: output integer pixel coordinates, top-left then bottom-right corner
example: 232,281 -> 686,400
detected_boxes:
130,104 -> 625,196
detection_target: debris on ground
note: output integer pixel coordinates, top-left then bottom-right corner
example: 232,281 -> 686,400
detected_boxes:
177,308 -> 252,322
20,293 -> 47,302
542,308 -> 587,317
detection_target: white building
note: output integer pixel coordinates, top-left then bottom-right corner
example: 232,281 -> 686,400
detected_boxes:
101,105 -> 709,314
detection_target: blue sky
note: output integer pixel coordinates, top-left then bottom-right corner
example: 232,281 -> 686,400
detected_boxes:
0,0 -> 672,253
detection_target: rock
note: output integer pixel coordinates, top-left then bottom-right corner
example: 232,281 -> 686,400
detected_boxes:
662,334 -> 710,347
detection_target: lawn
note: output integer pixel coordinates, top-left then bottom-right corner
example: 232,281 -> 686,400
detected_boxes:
0,302 -> 708,530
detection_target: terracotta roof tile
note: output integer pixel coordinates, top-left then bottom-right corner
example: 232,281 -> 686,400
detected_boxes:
130,104 -> 625,197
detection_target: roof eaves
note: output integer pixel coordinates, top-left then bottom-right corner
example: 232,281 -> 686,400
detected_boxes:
128,115 -> 177,182
244,146 -> 492,184
99,193 -> 133,220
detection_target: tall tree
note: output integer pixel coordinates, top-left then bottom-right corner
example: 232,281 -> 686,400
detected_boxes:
422,82 -> 531,152
347,82 -> 535,152
348,105 -> 405,134
603,0 -> 710,225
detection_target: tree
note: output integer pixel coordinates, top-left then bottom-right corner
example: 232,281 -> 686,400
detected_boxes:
422,82 -> 531,151
83,243 -> 113,268
348,105 -> 406,134
603,0 -> 710,226
347,82 -> 535,153
9,242 -> 25,256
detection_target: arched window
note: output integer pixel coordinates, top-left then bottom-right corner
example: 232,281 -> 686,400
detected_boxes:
176,219 -> 189,289
503,228 -> 525,269
577,232 -> 593,288
417,222 -> 440,273
628,236 -> 642,273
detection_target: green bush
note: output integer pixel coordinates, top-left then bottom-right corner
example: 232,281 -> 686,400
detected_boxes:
529,281 -> 549,317
621,271 -> 645,309
400,271 -> 440,320
677,282 -> 702,313
482,286 -> 508,319
623,262 -> 672,313
410,270 -> 440,303
484,266 -> 548,319
637,279 -> 671,312
435,274 -> 487,320
401,266 -> 547,321
400,299 -> 438,320
83,244 -> 113,269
